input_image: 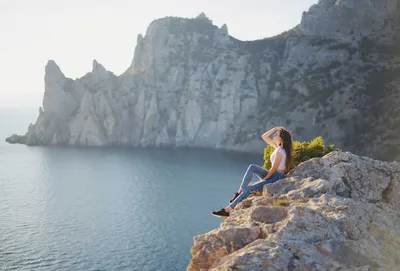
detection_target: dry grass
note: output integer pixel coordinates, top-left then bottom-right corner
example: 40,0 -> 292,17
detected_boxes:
272,198 -> 308,207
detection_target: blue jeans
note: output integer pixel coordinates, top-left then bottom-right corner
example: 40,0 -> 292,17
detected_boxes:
229,164 -> 285,208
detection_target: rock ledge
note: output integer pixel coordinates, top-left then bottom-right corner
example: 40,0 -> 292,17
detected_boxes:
187,151 -> 400,270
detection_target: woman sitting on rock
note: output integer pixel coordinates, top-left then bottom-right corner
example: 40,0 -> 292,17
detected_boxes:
212,126 -> 293,218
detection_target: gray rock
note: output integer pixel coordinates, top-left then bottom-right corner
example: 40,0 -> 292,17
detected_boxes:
5,134 -> 26,144
187,152 -> 400,270
189,226 -> 261,271
300,0 -> 398,44
250,206 -> 288,224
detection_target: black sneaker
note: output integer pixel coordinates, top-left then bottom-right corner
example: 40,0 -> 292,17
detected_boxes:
212,208 -> 230,218
229,192 -> 240,203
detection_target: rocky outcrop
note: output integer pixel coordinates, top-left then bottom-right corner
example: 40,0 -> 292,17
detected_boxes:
300,0 -> 398,44
6,0 -> 400,160
6,134 -> 27,144
187,151 -> 400,270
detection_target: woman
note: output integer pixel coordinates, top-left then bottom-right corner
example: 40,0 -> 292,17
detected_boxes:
212,126 -> 293,218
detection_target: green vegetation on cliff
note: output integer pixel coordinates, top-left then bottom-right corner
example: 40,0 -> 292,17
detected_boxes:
263,136 -> 340,173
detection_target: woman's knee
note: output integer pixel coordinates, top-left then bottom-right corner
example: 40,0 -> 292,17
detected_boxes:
247,164 -> 257,171
242,188 -> 251,195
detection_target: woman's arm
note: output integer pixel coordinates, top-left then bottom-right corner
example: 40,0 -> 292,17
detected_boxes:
261,127 -> 279,148
262,151 -> 283,180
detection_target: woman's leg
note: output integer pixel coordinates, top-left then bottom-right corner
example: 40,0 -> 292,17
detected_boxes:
228,188 -> 251,209
238,164 -> 268,192
246,172 -> 285,191
227,172 -> 285,210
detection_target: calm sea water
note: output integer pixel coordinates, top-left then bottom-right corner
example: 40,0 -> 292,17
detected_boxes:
0,108 -> 262,271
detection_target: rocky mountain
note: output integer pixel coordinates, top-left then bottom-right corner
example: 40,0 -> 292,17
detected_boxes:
6,0 -> 400,160
187,151 -> 400,270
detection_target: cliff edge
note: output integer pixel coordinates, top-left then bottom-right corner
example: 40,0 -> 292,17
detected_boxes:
187,151 -> 400,270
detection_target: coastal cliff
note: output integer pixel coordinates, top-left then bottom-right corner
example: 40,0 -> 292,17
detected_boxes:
6,0 -> 400,160
187,151 -> 400,270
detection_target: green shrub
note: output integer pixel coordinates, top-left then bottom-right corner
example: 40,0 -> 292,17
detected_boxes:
263,136 -> 341,173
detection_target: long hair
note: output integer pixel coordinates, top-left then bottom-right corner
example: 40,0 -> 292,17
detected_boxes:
277,128 -> 293,169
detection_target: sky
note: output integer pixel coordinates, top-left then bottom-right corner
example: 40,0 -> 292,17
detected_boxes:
0,0 -> 318,109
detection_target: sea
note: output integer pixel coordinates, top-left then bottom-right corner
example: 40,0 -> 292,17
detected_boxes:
0,108 -> 262,271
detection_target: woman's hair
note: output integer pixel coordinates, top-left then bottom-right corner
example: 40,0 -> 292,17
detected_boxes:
277,128 -> 293,168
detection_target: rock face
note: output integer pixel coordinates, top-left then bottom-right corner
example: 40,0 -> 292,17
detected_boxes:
7,0 -> 400,160
5,134 -> 27,144
187,151 -> 400,270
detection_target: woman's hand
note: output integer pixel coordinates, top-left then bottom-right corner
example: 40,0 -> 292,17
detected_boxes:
262,126 -> 284,148
262,152 -> 282,180
261,127 -> 278,148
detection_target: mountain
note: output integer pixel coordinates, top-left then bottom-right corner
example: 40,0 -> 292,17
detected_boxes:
6,0 -> 400,160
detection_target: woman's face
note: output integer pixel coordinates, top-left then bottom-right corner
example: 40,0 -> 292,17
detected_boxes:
273,133 -> 282,145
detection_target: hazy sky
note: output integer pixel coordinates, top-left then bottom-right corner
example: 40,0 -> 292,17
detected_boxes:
0,0 -> 318,109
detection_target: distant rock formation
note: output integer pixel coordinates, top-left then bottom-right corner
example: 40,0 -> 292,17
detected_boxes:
6,0 -> 400,160
6,134 -> 27,144
187,151 -> 400,270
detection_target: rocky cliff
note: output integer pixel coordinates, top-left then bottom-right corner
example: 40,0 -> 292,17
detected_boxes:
187,151 -> 400,270
6,0 -> 400,160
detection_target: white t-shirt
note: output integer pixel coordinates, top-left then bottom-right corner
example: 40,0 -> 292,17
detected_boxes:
270,146 -> 286,171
